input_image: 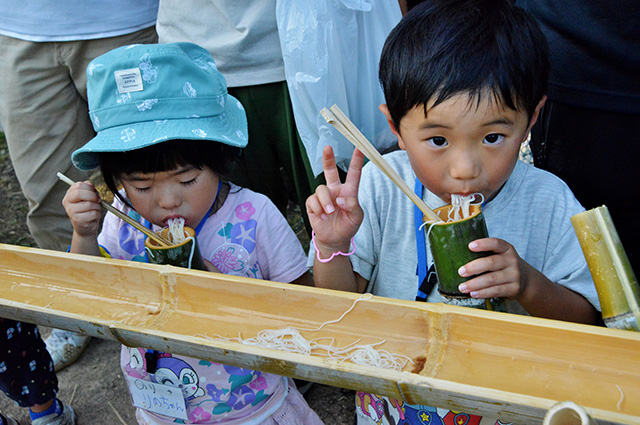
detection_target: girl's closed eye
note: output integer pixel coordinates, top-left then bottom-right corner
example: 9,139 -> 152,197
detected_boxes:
133,185 -> 151,193
483,133 -> 505,144
181,177 -> 198,186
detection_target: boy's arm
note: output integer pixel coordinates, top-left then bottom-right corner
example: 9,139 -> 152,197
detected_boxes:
312,243 -> 368,293
459,238 -> 599,324
307,146 -> 367,294
515,260 -> 598,324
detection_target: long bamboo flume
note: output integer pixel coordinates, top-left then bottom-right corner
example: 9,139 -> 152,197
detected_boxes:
320,105 -> 441,223
0,244 -> 638,424
57,172 -> 171,247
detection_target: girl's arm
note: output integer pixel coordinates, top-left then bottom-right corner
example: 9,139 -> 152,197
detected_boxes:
62,181 -> 103,257
306,146 -> 367,294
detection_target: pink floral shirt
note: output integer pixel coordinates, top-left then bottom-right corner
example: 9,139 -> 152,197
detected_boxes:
98,184 -> 309,423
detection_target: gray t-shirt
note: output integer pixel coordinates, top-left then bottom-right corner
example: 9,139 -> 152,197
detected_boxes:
310,150 -> 600,313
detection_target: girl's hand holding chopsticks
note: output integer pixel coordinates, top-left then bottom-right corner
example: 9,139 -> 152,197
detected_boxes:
305,146 -> 365,258
62,180 -> 104,240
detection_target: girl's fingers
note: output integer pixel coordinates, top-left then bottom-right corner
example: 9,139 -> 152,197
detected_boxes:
322,145 -> 341,190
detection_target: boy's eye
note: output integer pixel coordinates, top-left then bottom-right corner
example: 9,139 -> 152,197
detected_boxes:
427,136 -> 448,147
483,134 -> 504,144
134,186 -> 151,192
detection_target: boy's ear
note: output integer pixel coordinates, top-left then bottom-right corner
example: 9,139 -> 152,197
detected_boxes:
379,104 -> 406,150
525,96 -> 547,135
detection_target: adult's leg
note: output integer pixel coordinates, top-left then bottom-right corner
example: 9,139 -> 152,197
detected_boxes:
0,27 -> 157,252
530,101 -> 640,274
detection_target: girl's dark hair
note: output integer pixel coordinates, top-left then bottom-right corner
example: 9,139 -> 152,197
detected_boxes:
100,139 -> 242,205
379,0 -> 550,129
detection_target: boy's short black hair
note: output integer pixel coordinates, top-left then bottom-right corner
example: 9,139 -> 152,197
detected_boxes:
380,0 -> 549,129
100,140 -> 242,206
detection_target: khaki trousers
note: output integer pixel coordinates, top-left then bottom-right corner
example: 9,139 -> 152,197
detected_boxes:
0,27 -> 157,251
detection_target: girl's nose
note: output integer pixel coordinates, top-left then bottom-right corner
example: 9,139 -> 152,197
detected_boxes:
155,187 -> 180,209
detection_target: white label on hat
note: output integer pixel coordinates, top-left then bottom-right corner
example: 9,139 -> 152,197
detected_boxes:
114,68 -> 143,94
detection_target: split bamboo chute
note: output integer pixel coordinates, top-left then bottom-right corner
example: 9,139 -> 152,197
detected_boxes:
320,105 -> 441,223
571,206 -> 640,331
0,244 -> 638,424
57,172 -> 171,247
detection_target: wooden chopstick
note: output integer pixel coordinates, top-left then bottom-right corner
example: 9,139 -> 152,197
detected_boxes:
321,105 -> 442,223
57,172 -> 171,247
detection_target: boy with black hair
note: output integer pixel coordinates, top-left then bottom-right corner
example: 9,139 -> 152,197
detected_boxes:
306,0 -> 601,423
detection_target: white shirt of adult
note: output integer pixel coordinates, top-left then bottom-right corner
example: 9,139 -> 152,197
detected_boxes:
0,0 -> 158,41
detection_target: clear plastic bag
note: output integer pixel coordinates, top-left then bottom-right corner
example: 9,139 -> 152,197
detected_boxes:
276,0 -> 402,175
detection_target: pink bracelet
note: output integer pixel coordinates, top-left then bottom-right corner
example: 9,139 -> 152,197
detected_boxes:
312,231 -> 357,263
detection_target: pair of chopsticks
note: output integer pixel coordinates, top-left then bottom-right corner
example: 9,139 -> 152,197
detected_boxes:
57,172 -> 171,247
320,105 -> 441,223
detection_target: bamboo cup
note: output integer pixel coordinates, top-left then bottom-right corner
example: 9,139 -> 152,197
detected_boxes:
144,226 -> 206,270
427,204 -> 505,311
571,206 -> 640,331
543,401 -> 598,425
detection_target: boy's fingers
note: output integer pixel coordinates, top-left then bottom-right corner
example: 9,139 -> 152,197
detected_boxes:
314,185 -> 336,215
343,148 -> 364,194
322,145 -> 341,189
305,194 -> 324,218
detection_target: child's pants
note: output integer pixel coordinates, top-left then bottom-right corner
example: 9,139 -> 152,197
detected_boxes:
0,318 -> 58,407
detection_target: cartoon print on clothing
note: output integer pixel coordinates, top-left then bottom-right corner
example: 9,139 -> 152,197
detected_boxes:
442,411 -> 482,425
124,347 -> 148,379
356,392 -> 406,425
153,354 -> 205,401
210,202 -> 259,277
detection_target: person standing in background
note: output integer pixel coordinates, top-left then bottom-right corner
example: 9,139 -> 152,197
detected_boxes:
515,0 -> 640,274
156,0 -> 318,233
0,0 -> 159,372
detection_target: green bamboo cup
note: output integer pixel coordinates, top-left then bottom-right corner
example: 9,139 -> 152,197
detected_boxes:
428,204 -> 505,311
144,226 -> 206,270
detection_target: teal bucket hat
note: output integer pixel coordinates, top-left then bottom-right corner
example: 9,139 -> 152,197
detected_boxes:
72,42 -> 248,171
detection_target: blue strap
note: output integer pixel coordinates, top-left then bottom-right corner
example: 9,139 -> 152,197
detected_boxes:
194,180 -> 222,236
414,179 -> 429,300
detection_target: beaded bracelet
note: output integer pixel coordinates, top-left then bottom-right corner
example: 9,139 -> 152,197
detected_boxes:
311,231 -> 357,263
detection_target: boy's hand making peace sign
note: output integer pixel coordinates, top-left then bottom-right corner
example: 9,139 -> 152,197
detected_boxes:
306,146 -> 365,259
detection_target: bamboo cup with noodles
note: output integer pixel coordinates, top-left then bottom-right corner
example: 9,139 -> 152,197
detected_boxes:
145,226 -> 206,271
428,204 -> 506,311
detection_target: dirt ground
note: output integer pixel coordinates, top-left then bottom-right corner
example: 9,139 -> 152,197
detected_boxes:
0,133 -> 356,424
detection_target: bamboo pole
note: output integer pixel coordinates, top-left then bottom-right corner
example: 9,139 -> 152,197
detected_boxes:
0,244 -> 638,424
571,206 -> 640,331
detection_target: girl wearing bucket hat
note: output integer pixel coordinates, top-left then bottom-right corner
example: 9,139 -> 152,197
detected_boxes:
62,42 -> 321,424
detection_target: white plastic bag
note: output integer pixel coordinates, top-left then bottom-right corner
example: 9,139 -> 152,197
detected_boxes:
276,0 -> 402,175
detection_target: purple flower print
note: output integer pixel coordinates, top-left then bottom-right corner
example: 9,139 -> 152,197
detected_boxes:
211,247 -> 239,274
189,406 -> 212,423
248,375 -> 267,391
230,220 -> 256,253
235,202 -> 255,221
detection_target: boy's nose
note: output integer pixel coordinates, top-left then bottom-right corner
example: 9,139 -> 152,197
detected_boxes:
449,151 -> 481,180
